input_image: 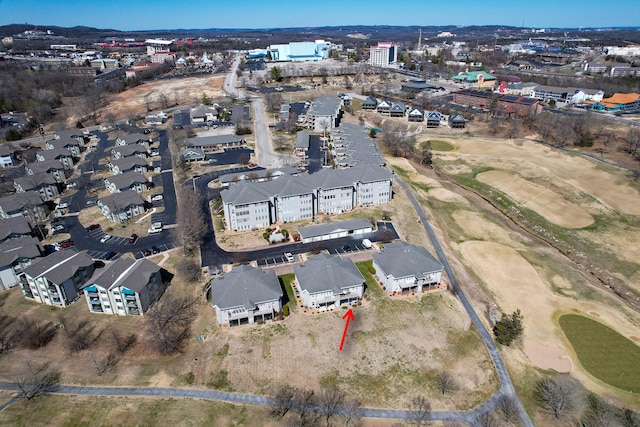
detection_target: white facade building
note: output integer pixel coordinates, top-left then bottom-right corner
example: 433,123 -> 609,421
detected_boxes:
369,42 -> 398,68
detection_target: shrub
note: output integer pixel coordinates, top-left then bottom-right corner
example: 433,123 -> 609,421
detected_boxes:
4,129 -> 21,141
282,305 -> 290,317
263,231 -> 270,240
368,265 -> 376,275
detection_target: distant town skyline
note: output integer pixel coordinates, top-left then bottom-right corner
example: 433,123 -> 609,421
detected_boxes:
0,0 -> 638,32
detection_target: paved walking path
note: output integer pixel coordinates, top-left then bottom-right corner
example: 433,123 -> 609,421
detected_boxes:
394,177 -> 535,427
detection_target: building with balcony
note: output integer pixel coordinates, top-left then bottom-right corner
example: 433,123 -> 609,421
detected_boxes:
98,191 -> 147,223
36,147 -> 74,169
14,173 -> 60,200
22,249 -> 94,307
25,160 -> 66,183
83,258 -> 165,316
108,156 -> 149,175
210,264 -> 283,327
104,171 -> 150,194
294,253 -> 364,311
0,236 -> 42,290
0,191 -> 48,224
372,241 -> 443,295
305,96 -> 343,132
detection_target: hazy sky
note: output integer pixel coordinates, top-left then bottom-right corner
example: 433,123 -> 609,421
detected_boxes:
0,0 -> 638,31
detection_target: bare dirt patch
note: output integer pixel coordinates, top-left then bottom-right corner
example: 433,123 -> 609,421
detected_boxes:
102,74 -> 226,119
477,170 -> 594,229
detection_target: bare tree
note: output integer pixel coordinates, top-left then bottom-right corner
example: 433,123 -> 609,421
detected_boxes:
110,329 -> 137,355
13,361 -> 61,402
177,258 -> 202,283
173,188 -> 207,255
293,388 -> 320,427
59,317 -> 102,352
265,92 -> 283,114
15,316 -> 57,349
271,384 -> 297,418
620,408 -> 640,427
319,386 -> 345,426
92,351 -> 119,376
471,411 -> 498,427
435,371 -> 458,395
381,122 -> 415,157
406,395 -> 432,426
581,393 -> 617,427
534,376 -> 581,421
496,395 -> 518,425
146,295 -> 196,354
0,314 -> 17,354
343,398 -> 364,427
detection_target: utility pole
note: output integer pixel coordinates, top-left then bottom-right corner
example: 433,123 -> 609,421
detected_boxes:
418,29 -> 422,52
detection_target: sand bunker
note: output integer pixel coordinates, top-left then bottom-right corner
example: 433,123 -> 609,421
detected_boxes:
459,240 -> 571,371
477,170 -> 594,229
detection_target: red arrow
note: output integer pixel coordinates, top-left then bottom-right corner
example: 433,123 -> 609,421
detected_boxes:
339,308 -> 355,351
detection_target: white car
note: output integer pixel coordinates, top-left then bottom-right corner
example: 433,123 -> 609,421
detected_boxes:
150,151 -> 160,156
284,252 -> 295,262
148,227 -> 162,234
57,202 -> 69,210
151,194 -> 163,201
100,235 -> 111,243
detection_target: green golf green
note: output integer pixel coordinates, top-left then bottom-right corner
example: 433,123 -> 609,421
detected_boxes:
559,314 -> 640,392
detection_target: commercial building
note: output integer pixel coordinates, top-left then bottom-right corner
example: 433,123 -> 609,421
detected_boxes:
453,89 -> 543,117
369,42 -> 398,68
267,41 -> 330,62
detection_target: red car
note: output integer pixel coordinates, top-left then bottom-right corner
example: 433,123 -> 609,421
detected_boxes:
59,241 -> 74,249
128,233 -> 138,244
86,224 -> 101,232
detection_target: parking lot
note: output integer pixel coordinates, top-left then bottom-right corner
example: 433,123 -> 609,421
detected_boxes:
256,252 -> 298,267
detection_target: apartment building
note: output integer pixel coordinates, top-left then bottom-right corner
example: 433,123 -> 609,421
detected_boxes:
22,249 -> 95,307
83,258 -> 165,316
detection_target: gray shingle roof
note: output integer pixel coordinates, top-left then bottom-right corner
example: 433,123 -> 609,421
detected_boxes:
105,171 -> 148,190
307,95 -> 342,117
0,191 -> 43,214
0,236 -> 42,267
372,241 -> 443,279
87,257 -> 160,293
112,145 -> 148,157
99,191 -> 146,212
25,160 -> 64,174
37,147 -> 73,161
294,253 -> 364,294
0,216 -> 32,240
298,218 -> 371,240
296,131 -> 310,149
210,264 -> 282,310
110,156 -> 148,171
15,173 -> 58,190
186,135 -> 244,148
24,248 -> 93,285
118,132 -> 150,145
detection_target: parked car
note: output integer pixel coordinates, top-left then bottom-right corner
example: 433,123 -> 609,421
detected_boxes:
150,150 -> 160,156
104,251 -> 116,260
59,240 -> 74,249
128,233 -> 138,244
86,224 -> 100,232
151,194 -> 163,201
143,249 -> 152,256
100,235 -> 111,243
148,227 -> 162,234
342,244 -> 351,252
284,252 -> 294,262
57,202 -> 69,210
362,239 -> 372,249
151,245 -> 160,254
86,199 -> 97,206
51,224 -> 65,233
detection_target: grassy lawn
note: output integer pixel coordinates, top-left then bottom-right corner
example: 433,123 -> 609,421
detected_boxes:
0,395 -> 276,427
356,260 -> 385,302
422,139 -> 455,152
559,314 -> 640,392
278,273 -> 297,313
